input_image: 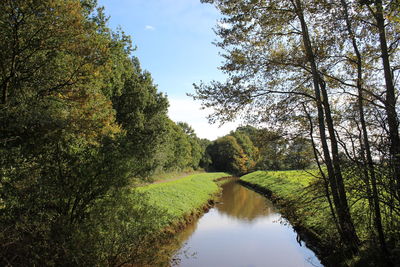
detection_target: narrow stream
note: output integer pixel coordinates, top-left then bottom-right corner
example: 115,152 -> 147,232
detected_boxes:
169,179 -> 322,267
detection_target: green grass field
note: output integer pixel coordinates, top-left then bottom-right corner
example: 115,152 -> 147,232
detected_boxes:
241,170 -> 316,198
148,169 -> 205,183
136,172 -> 231,229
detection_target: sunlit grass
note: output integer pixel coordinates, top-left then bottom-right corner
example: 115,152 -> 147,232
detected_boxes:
137,172 -> 231,229
241,170 -> 317,198
149,169 -> 205,182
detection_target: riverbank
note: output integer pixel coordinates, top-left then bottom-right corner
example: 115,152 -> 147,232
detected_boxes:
240,170 -> 341,266
133,172 -> 232,265
149,169 -> 206,184
241,170 -> 400,266
138,172 -> 232,232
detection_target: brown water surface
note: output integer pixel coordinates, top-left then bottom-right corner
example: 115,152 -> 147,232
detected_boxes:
169,179 -> 322,267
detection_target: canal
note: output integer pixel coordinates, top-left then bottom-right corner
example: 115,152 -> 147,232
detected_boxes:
168,179 -> 322,267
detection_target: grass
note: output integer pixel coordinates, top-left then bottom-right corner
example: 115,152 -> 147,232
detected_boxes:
240,170 -> 332,226
240,170 -> 396,266
241,170 -> 316,198
241,171 -> 336,243
148,169 -> 205,183
136,172 -> 231,230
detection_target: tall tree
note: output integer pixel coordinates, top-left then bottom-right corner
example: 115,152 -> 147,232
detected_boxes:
362,0 -> 400,203
0,1 -> 170,265
196,0 -> 360,252
112,57 -> 169,177
336,0 -> 389,256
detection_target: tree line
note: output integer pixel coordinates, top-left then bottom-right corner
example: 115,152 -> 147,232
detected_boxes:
195,0 -> 400,264
204,125 -> 314,175
0,0 -> 207,265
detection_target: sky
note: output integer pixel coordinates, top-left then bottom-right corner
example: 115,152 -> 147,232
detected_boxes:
97,0 -> 240,140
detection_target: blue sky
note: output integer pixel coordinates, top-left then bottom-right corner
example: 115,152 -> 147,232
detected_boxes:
98,0 -> 240,140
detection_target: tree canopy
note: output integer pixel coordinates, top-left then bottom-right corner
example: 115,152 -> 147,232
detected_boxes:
0,1 -> 209,265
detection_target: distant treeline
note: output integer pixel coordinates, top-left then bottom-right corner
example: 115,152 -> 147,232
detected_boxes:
203,126 -> 314,176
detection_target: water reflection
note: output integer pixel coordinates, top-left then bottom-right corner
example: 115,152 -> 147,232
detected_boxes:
169,179 -> 322,267
216,179 -> 274,221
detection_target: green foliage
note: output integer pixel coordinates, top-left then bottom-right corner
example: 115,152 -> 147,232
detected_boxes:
160,119 -> 192,171
205,126 -> 313,174
283,137 -> 314,170
199,138 -> 213,169
0,0 -> 206,266
231,131 -> 259,171
178,122 -> 203,169
205,126 -> 260,175
207,135 -> 247,175
153,120 -> 206,174
49,189 -> 168,266
112,57 -> 169,178
0,1 -> 133,264
253,130 -> 289,170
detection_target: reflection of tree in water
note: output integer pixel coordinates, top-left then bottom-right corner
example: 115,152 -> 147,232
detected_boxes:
216,180 -> 275,221
162,180 -> 276,265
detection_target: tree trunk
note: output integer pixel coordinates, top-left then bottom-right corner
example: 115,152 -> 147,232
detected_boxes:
340,0 -> 389,257
374,0 -> 400,201
2,80 -> 8,104
303,103 -> 341,234
319,79 -> 360,252
292,0 -> 359,253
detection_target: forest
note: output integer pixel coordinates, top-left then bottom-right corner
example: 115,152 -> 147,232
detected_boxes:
1,0 -> 400,266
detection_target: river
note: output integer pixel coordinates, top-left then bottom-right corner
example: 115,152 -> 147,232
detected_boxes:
167,178 -> 323,267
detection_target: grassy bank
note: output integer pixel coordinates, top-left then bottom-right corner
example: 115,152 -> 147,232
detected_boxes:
137,172 -> 231,231
148,169 -> 205,183
240,170 -> 400,266
240,170 -> 328,229
112,172 -> 232,266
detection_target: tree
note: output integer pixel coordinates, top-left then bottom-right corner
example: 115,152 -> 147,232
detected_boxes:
334,0 -> 390,255
208,135 -> 247,175
231,131 -> 259,172
112,57 -> 169,178
361,0 -> 400,208
178,122 -> 203,169
196,0 -> 361,253
0,1 -> 170,265
284,137 -> 314,170
254,129 -> 288,170
199,138 -> 213,169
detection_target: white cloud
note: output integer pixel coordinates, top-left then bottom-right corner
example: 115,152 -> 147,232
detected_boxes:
145,25 -> 155,31
168,97 -> 240,140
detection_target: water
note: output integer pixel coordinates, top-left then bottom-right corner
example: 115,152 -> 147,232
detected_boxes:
170,179 -> 322,267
